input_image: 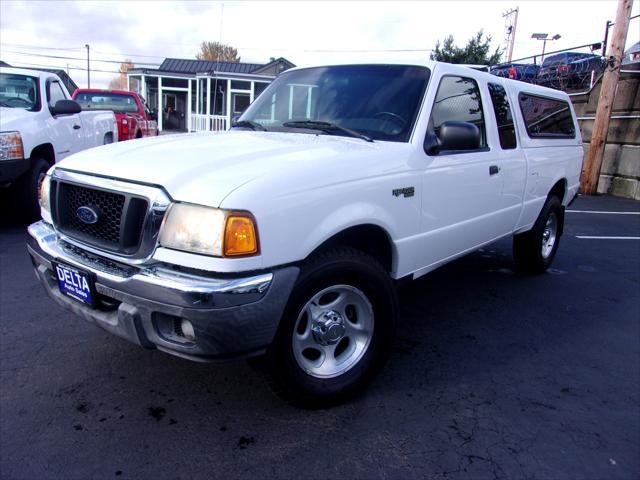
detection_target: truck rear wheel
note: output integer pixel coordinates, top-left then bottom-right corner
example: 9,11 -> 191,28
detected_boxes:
266,247 -> 397,408
513,195 -> 563,274
15,157 -> 49,221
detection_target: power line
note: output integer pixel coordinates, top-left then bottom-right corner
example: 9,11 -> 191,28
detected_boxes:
1,49 -> 161,66
91,49 -> 167,59
5,59 -> 121,74
1,42 -> 169,61
0,42 -> 85,52
235,47 -> 434,53
2,41 -> 432,57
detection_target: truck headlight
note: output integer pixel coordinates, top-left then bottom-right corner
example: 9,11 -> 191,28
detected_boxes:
0,132 -> 24,160
39,174 -> 51,213
159,203 -> 259,257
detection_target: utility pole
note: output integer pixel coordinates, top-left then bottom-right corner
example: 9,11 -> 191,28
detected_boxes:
503,7 -> 519,62
85,44 -> 90,88
582,0 -> 633,194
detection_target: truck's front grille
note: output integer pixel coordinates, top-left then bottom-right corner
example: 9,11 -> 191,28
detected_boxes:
52,180 -> 149,255
62,183 -> 124,245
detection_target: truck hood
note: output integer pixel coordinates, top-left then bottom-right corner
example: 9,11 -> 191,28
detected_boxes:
0,107 -> 33,129
55,131 -> 386,207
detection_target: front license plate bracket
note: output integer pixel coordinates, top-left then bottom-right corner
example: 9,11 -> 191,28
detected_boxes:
52,261 -> 95,307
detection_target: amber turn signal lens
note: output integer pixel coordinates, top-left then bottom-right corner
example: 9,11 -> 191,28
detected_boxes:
224,215 -> 259,256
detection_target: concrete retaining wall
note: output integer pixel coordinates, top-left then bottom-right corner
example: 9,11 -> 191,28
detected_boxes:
570,64 -> 640,200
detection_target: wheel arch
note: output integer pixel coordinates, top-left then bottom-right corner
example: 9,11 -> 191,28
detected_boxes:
549,177 -> 567,204
29,143 -> 55,167
548,178 -> 567,235
306,223 -> 396,274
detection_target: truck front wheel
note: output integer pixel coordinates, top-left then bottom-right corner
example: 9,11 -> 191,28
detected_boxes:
267,247 -> 398,408
513,195 -> 564,274
15,157 -> 49,221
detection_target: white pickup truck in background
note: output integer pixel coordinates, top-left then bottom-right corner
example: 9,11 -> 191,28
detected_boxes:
0,67 -> 118,218
28,61 -> 582,407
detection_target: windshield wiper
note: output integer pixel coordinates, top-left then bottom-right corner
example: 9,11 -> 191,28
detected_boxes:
232,120 -> 267,131
282,120 -> 373,143
0,101 -> 14,108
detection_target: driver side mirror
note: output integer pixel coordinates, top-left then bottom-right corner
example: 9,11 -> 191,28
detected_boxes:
148,110 -> 157,121
51,99 -> 81,116
424,121 -> 481,155
231,114 -> 241,125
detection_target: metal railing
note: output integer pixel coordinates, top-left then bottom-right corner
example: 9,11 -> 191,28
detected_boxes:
490,15 -> 639,94
489,43 -> 610,94
191,114 -> 228,132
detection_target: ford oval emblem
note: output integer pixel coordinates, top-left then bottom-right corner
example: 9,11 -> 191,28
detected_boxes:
76,206 -> 99,225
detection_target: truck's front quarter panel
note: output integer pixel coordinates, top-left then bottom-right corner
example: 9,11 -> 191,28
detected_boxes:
0,107 -> 48,168
218,142 -> 422,279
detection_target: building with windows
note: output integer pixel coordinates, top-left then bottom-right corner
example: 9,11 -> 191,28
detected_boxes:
126,57 -> 294,133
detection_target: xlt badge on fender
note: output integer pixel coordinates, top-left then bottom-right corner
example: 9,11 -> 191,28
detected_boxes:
392,187 -> 415,198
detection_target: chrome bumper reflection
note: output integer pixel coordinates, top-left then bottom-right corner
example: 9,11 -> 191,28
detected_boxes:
27,220 -> 273,309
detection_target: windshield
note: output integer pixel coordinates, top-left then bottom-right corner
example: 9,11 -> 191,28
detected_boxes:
0,73 -> 40,111
239,64 -> 431,142
74,92 -> 139,113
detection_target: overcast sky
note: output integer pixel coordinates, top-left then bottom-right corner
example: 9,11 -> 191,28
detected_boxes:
1,0 -> 638,89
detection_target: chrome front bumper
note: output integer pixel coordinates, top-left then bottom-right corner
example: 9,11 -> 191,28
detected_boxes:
27,221 -> 299,361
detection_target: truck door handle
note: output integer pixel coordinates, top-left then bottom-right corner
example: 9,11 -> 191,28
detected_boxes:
73,124 -> 81,130
489,165 -> 500,175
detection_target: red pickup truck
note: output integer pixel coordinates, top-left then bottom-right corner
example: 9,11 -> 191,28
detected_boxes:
72,89 -> 159,140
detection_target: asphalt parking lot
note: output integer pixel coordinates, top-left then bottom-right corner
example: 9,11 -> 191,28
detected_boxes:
1,194 -> 639,480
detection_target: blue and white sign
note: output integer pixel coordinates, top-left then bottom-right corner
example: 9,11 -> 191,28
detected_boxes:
54,263 -> 94,306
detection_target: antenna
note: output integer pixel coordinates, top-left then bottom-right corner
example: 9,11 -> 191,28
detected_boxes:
219,3 -> 224,44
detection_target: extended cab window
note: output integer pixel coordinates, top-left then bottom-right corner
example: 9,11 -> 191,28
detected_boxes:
429,75 -> 487,150
47,81 -> 67,107
488,83 -> 517,149
518,94 -> 575,138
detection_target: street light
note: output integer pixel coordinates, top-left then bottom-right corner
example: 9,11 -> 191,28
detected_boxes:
531,32 -> 561,62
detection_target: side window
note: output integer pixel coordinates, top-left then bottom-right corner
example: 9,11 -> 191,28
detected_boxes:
488,83 -> 517,149
47,81 -> 67,107
429,75 -> 487,151
518,94 -> 575,138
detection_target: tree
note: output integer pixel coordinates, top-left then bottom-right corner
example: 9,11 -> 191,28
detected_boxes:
109,59 -> 135,90
196,41 -> 240,62
430,30 -> 502,65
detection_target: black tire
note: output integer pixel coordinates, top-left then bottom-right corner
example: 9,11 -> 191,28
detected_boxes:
103,133 -> 114,144
513,195 -> 564,274
266,247 -> 398,408
14,157 -> 49,222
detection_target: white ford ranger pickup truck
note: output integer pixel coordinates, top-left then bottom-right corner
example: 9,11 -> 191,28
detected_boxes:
27,62 -> 582,406
1,67 -> 118,218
